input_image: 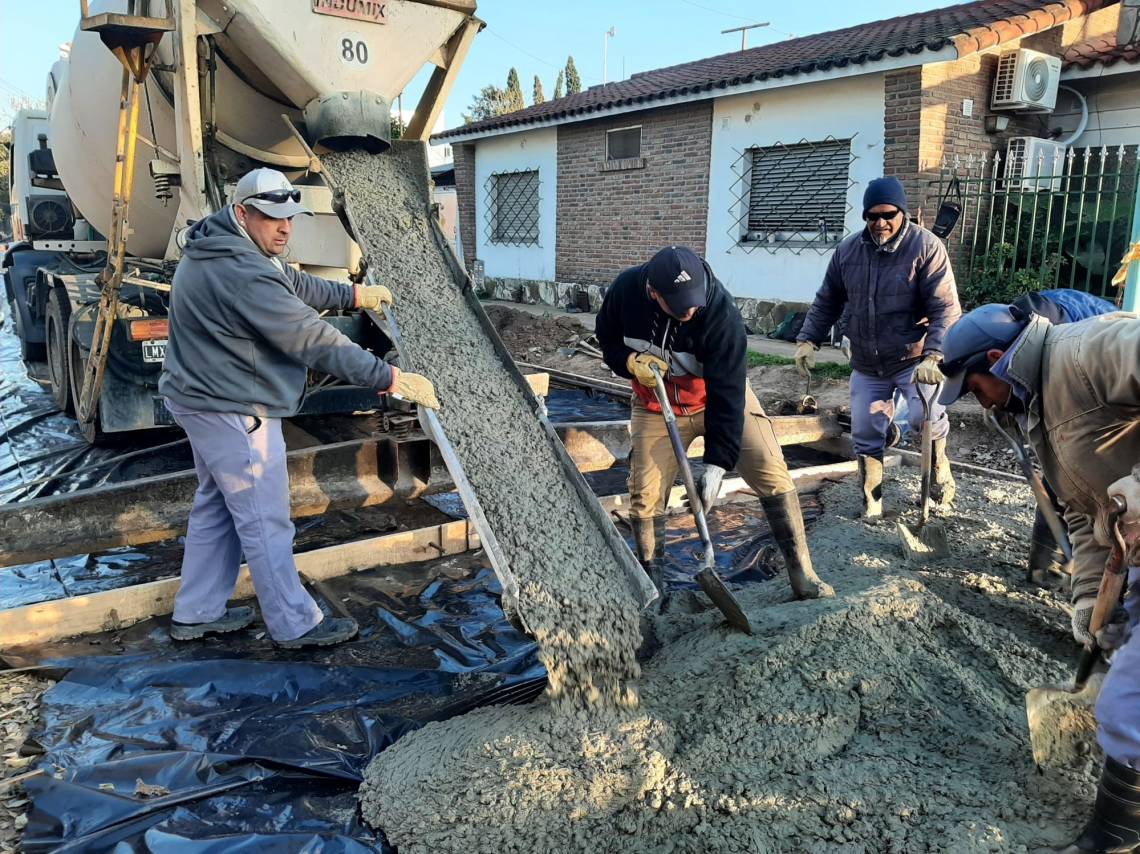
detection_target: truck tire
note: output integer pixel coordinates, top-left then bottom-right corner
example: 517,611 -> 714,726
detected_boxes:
67,313 -> 109,446
45,288 -> 73,414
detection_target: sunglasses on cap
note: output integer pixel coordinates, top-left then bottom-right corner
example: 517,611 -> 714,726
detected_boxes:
864,209 -> 902,223
242,189 -> 301,205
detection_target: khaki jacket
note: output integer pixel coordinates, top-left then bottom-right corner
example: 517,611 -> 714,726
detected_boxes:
1005,313 -> 1140,602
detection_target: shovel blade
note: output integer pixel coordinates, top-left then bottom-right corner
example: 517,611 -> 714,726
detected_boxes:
696,567 -> 753,634
896,519 -> 951,564
1025,674 -> 1103,770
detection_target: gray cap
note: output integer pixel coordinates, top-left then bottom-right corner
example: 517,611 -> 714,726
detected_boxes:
233,168 -> 312,219
938,304 -> 1027,405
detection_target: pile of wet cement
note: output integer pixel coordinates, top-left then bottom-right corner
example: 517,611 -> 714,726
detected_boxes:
360,468 -> 1100,853
321,145 -> 642,711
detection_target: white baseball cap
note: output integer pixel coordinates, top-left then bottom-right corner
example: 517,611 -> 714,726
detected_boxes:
233,168 -> 312,219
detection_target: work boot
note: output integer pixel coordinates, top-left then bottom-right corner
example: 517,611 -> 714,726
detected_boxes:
631,516 -> 667,600
760,491 -> 835,600
170,606 -> 256,641
1028,505 -> 1069,585
1068,756 -> 1140,852
274,616 -> 359,649
930,437 -> 956,508
857,454 -> 884,519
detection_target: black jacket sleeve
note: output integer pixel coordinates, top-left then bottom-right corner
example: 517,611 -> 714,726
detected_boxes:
916,236 -> 961,356
797,250 -> 848,345
596,273 -> 635,380
701,303 -> 747,470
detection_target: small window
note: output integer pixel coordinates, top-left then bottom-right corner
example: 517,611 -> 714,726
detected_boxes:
488,169 -> 540,245
607,126 -> 642,160
744,138 -> 852,244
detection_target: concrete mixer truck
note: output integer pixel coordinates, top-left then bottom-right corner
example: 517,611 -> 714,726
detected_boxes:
3,0 -> 479,443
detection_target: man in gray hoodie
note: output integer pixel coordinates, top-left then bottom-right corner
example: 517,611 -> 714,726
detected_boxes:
159,168 -> 438,648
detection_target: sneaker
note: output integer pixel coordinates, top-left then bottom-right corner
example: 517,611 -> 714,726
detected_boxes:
170,606 -> 255,641
273,616 -> 358,649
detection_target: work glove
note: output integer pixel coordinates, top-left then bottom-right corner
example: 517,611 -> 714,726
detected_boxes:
913,354 -> 946,386
698,464 -> 726,514
1072,595 -> 1097,647
1096,604 -> 1132,652
355,284 -> 394,311
1069,595 -> 1129,649
385,367 -> 440,409
840,336 -> 851,361
793,341 -> 816,378
626,352 -> 669,388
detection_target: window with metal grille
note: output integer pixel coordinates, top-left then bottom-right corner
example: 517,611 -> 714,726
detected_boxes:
607,126 -> 641,160
488,169 -> 540,245
744,138 -> 852,243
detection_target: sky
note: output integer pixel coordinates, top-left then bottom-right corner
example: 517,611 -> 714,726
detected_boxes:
1,0 -> 951,131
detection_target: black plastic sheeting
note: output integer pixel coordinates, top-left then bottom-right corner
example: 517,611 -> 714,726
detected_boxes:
10,501 -> 798,852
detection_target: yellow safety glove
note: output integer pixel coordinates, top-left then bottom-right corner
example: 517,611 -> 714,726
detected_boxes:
626,352 -> 670,388
355,284 -> 394,311
914,354 -> 946,386
385,367 -> 440,409
793,341 -> 816,377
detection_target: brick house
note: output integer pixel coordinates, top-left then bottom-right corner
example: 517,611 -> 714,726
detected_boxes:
434,0 -> 1135,316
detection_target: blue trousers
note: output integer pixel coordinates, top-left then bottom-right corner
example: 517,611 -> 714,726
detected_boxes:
166,400 -> 323,642
1097,566 -> 1140,767
849,363 -> 950,458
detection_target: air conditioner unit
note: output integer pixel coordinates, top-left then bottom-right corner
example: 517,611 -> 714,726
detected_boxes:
1005,137 -> 1066,191
991,48 -> 1061,112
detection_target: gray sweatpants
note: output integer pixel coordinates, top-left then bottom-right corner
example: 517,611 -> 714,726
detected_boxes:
849,363 -> 949,458
165,400 -> 322,641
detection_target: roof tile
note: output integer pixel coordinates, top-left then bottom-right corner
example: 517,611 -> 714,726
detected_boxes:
1062,32 -> 1140,68
437,0 -> 1112,141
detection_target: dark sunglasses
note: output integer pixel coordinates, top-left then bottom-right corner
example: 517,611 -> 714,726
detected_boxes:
242,189 -> 301,205
864,209 -> 901,223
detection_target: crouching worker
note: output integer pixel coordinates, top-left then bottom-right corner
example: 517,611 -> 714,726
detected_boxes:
596,245 -> 833,601
159,168 -> 440,649
940,306 -> 1140,850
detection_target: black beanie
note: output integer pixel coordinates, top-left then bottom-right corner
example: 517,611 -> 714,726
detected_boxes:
862,177 -> 908,216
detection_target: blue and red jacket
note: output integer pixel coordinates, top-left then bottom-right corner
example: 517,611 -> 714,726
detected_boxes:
596,260 -> 747,471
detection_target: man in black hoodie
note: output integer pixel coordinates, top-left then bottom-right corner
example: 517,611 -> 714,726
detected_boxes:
596,245 -> 832,600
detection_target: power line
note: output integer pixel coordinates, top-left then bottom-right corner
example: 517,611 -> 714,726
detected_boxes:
485,29 -> 561,70
676,0 -> 798,38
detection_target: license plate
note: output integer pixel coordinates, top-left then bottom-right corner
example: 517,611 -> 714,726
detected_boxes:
142,339 -> 167,363
312,0 -> 387,24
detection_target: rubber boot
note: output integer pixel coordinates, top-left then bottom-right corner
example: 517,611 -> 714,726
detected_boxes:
760,491 -> 835,600
1028,504 -> 1068,585
1068,756 -> 1140,853
857,454 -> 883,519
631,516 -> 666,600
930,437 -> 956,508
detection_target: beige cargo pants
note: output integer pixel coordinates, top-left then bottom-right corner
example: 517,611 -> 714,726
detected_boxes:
628,383 -> 795,519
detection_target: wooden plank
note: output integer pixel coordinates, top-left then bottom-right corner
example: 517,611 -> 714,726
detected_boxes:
0,520 -> 477,648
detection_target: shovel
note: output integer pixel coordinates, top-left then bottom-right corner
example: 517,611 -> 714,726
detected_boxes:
896,383 -> 951,563
982,410 -> 1073,580
648,364 -> 752,634
1026,496 -> 1128,769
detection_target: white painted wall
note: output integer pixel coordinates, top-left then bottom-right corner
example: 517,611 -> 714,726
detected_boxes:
473,127 -> 558,280
705,74 -> 886,302
1055,70 -> 1140,150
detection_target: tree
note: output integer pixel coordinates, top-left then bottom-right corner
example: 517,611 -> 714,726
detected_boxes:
533,75 -> 545,105
554,69 -> 564,99
505,67 -> 525,112
565,56 -> 581,94
463,84 -> 513,124
0,128 -> 10,236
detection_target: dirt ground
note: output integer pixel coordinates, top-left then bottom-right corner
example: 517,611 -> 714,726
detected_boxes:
486,304 -> 1022,476
0,673 -> 48,852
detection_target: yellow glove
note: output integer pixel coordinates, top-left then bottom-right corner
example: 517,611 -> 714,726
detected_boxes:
914,355 -> 946,386
793,341 -> 816,377
355,284 -> 394,311
626,352 -> 669,388
386,367 -> 440,409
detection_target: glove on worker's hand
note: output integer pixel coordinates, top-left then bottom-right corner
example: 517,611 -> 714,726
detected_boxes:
840,336 -> 852,361
1096,604 -> 1131,652
914,355 -> 946,386
355,284 -> 394,311
385,367 -> 440,410
1072,595 -> 1098,647
626,352 -> 669,388
793,341 -> 816,378
698,464 -> 726,514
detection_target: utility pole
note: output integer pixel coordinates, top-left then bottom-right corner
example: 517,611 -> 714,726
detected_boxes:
721,22 -> 769,52
603,26 -> 616,83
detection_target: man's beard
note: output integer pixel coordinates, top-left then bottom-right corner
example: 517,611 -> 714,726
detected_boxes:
872,230 -> 891,245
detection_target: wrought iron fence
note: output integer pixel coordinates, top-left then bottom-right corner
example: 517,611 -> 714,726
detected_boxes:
935,145 -> 1138,305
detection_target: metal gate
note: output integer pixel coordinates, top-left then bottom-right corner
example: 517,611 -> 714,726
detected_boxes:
935,145 -> 1138,305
